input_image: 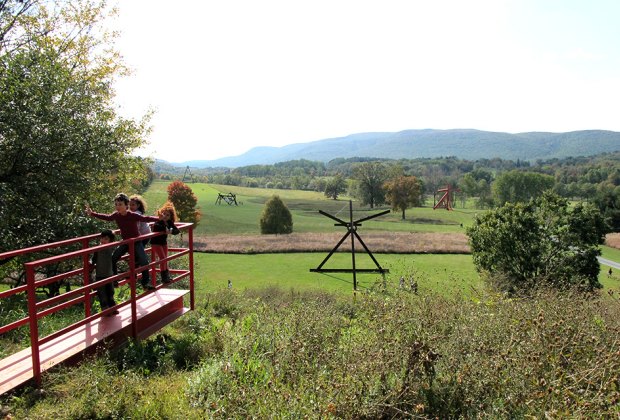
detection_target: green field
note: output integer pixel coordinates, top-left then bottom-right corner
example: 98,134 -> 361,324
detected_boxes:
143,180 -> 478,236
142,181 -> 482,296
192,252 -> 481,297
143,180 -> 620,295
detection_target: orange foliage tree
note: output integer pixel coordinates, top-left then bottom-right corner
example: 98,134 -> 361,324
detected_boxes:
167,181 -> 201,226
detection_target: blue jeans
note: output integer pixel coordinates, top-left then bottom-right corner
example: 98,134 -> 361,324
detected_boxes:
112,241 -> 151,286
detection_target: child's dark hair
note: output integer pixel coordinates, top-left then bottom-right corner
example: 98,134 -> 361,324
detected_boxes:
100,229 -> 115,241
114,193 -> 129,205
129,194 -> 147,213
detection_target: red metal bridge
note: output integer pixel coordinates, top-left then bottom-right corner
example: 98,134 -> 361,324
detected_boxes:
0,223 -> 195,395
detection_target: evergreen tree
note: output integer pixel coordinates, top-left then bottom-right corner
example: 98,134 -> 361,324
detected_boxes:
260,195 -> 293,234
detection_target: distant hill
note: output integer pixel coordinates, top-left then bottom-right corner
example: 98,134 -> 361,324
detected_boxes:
176,129 -> 620,168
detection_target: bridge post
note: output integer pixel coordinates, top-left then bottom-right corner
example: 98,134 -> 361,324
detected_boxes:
25,264 -> 41,387
188,226 -> 195,310
81,238 -> 91,318
129,240 -> 138,339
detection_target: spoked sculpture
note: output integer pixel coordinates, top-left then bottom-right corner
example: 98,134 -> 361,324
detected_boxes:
310,200 -> 389,291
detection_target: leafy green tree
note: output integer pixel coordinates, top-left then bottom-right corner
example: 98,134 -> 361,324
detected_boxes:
593,185 -> 620,232
492,170 -> 555,206
324,174 -> 347,200
167,181 -> 201,226
260,195 -> 293,234
467,192 -> 609,293
0,1 -> 151,255
352,162 -> 387,208
383,176 -> 422,219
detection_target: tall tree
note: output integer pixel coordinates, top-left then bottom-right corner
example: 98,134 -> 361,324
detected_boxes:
167,181 -> 201,226
260,195 -> 293,234
352,162 -> 387,208
383,176 -> 422,219
467,192 -> 609,293
492,170 -> 555,206
0,1 -> 151,254
324,174 -> 347,200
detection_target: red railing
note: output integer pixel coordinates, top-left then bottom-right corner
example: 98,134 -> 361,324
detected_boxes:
0,223 -> 194,387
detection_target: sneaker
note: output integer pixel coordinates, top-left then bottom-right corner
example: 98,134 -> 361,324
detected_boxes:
142,283 -> 156,291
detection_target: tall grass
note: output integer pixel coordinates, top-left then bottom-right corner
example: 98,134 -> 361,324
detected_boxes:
6,286 -> 620,418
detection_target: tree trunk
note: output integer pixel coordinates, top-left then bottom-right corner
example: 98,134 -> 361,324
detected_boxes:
402,208 -> 406,220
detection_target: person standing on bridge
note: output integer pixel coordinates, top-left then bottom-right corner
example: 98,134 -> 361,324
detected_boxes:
150,202 -> 180,284
90,230 -> 118,315
86,193 -> 160,291
129,195 -> 151,247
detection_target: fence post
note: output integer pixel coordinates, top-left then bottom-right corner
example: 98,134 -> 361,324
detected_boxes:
25,264 -> 41,387
82,238 -> 91,318
188,225 -> 195,311
129,239 -> 138,339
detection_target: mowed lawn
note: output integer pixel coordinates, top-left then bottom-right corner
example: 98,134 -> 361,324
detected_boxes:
143,180 -> 478,236
191,252 -> 482,298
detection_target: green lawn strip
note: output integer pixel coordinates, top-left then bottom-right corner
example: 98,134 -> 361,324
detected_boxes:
191,252 -> 482,298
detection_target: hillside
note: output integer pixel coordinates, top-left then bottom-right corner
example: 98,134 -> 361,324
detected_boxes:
178,129 -> 620,168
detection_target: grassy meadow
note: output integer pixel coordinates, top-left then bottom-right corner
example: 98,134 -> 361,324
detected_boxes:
4,182 -> 620,418
143,180 -> 483,296
143,180 -> 477,236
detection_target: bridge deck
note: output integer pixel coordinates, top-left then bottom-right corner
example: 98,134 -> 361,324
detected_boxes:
0,288 -> 189,395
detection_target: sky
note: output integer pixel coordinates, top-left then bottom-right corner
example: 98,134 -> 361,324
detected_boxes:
111,0 -> 620,163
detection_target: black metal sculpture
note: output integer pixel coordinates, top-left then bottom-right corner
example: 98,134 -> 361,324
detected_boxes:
215,192 -> 238,206
310,200 -> 389,290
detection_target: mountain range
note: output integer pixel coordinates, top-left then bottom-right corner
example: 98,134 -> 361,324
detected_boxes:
174,129 -> 620,168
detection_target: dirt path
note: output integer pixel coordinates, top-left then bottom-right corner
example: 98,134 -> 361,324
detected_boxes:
193,232 -> 470,254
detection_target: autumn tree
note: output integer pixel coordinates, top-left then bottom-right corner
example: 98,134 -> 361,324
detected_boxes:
384,176 -> 423,219
352,162 -> 387,208
167,181 -> 201,226
260,195 -> 293,234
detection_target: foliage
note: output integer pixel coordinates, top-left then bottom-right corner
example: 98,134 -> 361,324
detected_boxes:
323,174 -> 347,200
167,181 -> 201,226
467,192 -> 609,292
593,185 -> 620,232
492,170 -> 555,205
9,287 -> 620,418
0,1 -> 151,254
259,195 -> 293,234
383,175 -> 423,219
351,162 -> 388,208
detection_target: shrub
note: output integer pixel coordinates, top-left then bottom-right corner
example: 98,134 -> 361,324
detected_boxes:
259,195 -> 293,234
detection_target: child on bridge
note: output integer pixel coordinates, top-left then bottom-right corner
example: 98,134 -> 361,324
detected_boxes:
90,230 -> 118,315
86,193 -> 160,291
150,202 -> 180,284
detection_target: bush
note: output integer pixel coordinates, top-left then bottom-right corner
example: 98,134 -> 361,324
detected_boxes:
259,195 -> 293,234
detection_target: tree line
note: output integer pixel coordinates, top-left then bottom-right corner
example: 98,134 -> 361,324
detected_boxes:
158,152 -> 620,230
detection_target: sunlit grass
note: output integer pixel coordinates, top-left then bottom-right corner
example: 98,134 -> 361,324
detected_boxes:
142,180 -> 478,236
